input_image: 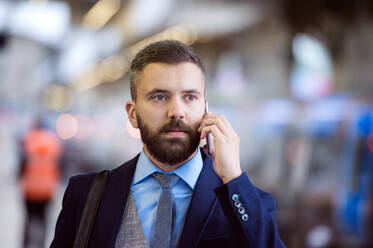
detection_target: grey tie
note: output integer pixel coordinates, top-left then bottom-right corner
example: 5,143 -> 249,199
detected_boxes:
151,173 -> 180,248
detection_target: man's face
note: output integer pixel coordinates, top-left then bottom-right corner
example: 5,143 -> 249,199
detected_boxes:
129,62 -> 205,165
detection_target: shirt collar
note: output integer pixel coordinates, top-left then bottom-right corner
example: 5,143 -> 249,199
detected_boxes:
133,148 -> 203,190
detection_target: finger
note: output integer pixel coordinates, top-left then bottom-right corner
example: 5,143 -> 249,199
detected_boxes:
203,118 -> 227,136
202,144 -> 211,157
202,144 -> 208,154
198,112 -> 213,131
212,114 -> 234,135
206,114 -> 236,138
200,125 -> 224,142
202,144 -> 215,158
199,136 -> 207,146
219,114 -> 236,134
198,118 -> 216,132
199,115 -> 229,136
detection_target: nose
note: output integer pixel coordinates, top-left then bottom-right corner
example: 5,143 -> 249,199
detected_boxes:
167,97 -> 185,119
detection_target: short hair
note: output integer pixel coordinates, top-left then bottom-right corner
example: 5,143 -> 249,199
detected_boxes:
129,40 -> 204,100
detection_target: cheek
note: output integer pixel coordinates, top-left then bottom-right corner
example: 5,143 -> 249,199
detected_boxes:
138,108 -> 166,128
191,107 -> 205,120
189,113 -> 204,130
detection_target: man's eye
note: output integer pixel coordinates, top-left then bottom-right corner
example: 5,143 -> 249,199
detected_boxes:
152,95 -> 167,101
185,95 -> 197,101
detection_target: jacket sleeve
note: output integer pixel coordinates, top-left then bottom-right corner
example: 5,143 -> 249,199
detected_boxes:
214,173 -> 286,248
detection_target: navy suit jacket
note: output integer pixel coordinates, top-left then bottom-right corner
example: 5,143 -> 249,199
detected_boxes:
50,151 -> 285,248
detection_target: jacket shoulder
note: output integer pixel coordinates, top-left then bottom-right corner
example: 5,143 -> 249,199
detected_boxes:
69,153 -> 140,192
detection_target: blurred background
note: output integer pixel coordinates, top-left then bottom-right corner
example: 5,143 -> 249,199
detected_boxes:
1,0 -> 373,247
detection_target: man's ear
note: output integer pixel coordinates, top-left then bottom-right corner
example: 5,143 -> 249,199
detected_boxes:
125,101 -> 138,128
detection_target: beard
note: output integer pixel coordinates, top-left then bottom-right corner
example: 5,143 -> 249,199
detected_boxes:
136,115 -> 201,165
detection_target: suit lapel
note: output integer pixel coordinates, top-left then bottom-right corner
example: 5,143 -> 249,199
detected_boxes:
89,154 -> 139,248
179,152 -> 222,248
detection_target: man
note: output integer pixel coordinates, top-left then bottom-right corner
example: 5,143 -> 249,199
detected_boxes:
20,122 -> 62,248
50,40 -> 285,248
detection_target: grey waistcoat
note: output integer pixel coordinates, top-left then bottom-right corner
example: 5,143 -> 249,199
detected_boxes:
115,192 -> 149,248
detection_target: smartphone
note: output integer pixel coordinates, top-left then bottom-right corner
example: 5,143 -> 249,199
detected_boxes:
204,100 -> 213,155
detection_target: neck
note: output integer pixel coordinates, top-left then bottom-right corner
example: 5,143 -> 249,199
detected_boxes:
143,146 -> 198,172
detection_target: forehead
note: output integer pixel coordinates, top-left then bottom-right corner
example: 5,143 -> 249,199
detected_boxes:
136,62 -> 205,94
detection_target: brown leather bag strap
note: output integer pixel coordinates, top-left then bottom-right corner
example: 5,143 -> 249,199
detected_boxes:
73,170 -> 109,248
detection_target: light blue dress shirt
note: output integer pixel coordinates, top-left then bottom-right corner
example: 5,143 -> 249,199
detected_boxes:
131,149 -> 203,246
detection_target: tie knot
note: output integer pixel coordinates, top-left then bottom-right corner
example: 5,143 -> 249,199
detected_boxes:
153,173 -> 180,189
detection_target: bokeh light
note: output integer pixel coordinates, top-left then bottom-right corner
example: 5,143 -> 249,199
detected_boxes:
56,113 -> 78,140
74,114 -> 93,140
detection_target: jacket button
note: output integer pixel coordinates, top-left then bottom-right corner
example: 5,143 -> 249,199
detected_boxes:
242,214 -> 249,221
238,207 -> 245,214
232,194 -> 239,201
234,201 -> 242,208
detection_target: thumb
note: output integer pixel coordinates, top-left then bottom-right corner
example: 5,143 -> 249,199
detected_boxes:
202,144 -> 208,154
202,144 -> 214,158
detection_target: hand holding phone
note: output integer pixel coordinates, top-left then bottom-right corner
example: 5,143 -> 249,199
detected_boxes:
199,103 -> 242,183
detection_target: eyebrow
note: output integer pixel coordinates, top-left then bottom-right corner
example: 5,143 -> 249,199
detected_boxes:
145,88 -> 201,98
183,89 -> 201,96
145,88 -> 169,98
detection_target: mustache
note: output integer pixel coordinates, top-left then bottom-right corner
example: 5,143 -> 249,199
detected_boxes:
160,119 -> 194,134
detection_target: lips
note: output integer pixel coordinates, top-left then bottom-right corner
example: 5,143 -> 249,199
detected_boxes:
164,128 -> 188,137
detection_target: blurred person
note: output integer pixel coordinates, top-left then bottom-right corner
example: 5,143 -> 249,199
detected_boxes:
50,40 -> 285,247
19,121 -> 62,248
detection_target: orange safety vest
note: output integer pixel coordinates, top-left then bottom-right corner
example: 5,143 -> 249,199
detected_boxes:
21,129 -> 62,201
